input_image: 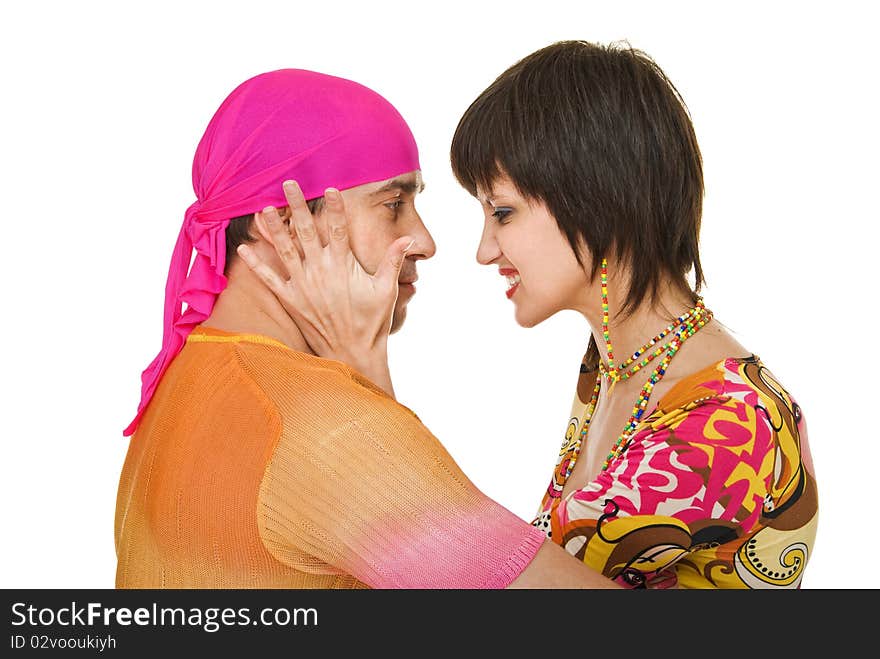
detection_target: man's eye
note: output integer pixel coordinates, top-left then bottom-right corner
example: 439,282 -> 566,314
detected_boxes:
492,207 -> 513,223
385,200 -> 403,212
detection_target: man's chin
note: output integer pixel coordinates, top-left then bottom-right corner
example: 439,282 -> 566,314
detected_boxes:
389,304 -> 407,334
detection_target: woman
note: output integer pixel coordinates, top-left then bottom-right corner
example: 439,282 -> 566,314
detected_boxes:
239,40 -> 819,588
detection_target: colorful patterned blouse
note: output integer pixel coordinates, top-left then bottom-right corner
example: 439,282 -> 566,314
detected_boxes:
532,354 -> 819,588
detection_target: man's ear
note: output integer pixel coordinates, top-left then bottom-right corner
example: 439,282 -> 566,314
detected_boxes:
252,207 -> 292,243
252,211 -> 273,243
252,208 -> 304,261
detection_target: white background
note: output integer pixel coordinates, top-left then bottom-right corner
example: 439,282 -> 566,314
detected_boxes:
2,0 -> 876,589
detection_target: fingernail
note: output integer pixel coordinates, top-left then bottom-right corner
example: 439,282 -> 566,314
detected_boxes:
283,180 -> 299,192
325,188 -> 339,202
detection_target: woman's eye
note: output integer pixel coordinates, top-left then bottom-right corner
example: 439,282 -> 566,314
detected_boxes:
492,207 -> 513,223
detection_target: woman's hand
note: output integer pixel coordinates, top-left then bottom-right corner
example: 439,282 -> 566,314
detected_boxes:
236,180 -> 413,397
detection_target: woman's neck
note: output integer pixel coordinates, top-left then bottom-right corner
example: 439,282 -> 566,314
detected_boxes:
576,267 -> 750,395
200,258 -> 313,354
588,288 -> 697,371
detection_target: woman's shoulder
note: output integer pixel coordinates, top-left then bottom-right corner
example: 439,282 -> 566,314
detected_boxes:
648,353 -> 810,464
650,318 -> 802,411
656,353 -> 798,409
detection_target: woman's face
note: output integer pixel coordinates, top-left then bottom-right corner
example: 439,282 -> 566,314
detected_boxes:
475,175 -> 592,327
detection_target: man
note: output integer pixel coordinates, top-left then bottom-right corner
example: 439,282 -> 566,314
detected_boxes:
203,171 -> 432,399
116,68 -> 601,589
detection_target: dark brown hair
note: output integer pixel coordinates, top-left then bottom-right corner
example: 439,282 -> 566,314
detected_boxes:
224,197 -> 325,275
450,40 -> 706,325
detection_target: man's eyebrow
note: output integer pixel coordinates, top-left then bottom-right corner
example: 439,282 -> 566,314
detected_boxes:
370,177 -> 426,196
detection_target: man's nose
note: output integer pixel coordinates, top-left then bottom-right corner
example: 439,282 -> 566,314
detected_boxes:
475,222 -> 500,265
404,212 -> 436,261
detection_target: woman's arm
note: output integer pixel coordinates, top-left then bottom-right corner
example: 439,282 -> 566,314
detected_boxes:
509,541 -> 621,588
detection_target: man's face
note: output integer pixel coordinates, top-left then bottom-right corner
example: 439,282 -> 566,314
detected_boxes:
335,170 -> 435,333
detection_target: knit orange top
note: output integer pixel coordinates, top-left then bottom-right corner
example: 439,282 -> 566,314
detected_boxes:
114,325 -> 544,589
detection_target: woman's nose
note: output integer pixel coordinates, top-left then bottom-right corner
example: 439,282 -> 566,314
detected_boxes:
476,223 -> 500,265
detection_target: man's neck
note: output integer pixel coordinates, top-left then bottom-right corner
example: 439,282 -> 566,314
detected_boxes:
200,259 -> 313,354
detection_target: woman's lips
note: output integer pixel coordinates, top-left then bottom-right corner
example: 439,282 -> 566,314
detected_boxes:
499,268 -> 520,299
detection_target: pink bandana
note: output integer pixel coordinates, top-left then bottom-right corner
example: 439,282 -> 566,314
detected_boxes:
123,68 -> 420,437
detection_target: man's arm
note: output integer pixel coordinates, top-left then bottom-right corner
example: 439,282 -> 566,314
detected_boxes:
247,348 -> 616,589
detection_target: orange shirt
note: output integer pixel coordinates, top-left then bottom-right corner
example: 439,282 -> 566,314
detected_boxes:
115,325 -> 543,589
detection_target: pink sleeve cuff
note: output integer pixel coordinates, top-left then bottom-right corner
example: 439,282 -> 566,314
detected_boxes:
365,499 -> 547,590
477,522 -> 547,589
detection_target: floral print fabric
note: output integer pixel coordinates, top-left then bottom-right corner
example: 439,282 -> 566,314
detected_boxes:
533,355 -> 819,588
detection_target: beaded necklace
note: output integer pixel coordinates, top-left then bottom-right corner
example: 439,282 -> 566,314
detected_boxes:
562,258 -> 713,478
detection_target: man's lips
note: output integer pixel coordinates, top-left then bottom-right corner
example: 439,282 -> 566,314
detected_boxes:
398,275 -> 418,294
